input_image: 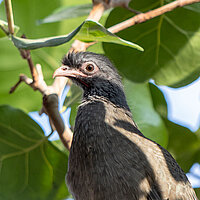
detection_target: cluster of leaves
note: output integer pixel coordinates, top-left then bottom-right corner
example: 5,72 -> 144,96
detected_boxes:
0,0 -> 200,199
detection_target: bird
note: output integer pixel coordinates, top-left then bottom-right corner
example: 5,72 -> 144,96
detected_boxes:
53,51 -> 198,200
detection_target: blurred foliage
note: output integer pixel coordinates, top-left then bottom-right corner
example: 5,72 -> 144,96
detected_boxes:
0,19 -> 19,37
37,4 -> 92,24
0,0 -> 200,199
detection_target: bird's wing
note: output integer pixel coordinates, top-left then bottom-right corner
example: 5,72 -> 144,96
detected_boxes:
101,114 -> 163,199
103,105 -> 198,200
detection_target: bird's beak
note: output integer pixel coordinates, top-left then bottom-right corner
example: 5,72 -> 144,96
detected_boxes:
53,66 -> 87,78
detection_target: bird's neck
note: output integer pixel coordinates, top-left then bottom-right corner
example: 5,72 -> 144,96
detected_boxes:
82,87 -> 130,111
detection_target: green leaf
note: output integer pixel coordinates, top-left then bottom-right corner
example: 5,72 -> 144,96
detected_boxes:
12,20 -> 143,51
0,19 -> 19,38
63,84 -> 82,128
164,120 -> 200,172
0,105 -> 69,200
194,188 -> 200,199
64,84 -> 82,108
103,0 -> 200,87
52,140 -> 69,156
149,83 -> 168,118
11,22 -> 82,50
37,4 -> 92,24
123,79 -> 168,147
69,103 -> 79,129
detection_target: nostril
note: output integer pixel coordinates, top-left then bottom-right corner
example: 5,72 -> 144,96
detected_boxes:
61,66 -> 68,71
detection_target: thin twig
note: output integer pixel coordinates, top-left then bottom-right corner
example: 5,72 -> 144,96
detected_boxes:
20,35 -> 38,83
9,74 -> 23,94
4,0 -> 14,34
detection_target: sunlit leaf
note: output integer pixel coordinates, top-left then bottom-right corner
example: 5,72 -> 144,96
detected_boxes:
0,105 -> 69,200
37,4 -> 92,24
12,20 -> 143,51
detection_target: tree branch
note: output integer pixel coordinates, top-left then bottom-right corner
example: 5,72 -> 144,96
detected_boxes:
108,0 -> 200,34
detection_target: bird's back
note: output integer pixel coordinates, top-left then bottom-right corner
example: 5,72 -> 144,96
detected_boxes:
67,97 -> 197,200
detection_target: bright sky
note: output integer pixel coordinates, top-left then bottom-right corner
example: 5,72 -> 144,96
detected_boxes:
159,77 -> 200,132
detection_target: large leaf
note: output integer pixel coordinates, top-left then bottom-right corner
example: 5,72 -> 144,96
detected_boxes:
0,19 -> 19,38
12,20 -> 143,51
0,105 -> 69,200
103,0 -> 200,87
124,79 -> 168,147
37,4 -> 92,24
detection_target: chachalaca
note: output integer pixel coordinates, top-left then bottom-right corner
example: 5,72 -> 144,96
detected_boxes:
53,52 -> 198,200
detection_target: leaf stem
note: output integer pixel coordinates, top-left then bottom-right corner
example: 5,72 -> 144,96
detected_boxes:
4,0 -> 14,35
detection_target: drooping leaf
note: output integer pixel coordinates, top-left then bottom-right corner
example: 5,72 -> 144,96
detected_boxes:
0,105 -> 69,200
37,4 -> 92,24
123,79 -> 168,147
12,20 -> 143,51
0,19 -> 19,38
103,0 -> 200,87
11,23 -> 82,50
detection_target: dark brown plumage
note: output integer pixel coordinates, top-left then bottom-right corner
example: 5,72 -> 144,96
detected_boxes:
54,52 -> 198,200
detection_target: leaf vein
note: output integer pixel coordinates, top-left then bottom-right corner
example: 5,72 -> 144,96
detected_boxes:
0,138 -> 24,150
40,144 -> 53,178
0,122 -> 39,143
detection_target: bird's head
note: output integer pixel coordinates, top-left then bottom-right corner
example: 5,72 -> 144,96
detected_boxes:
53,51 -> 129,110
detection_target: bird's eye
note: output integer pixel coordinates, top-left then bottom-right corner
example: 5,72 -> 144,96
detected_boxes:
85,64 -> 94,72
81,62 -> 99,75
